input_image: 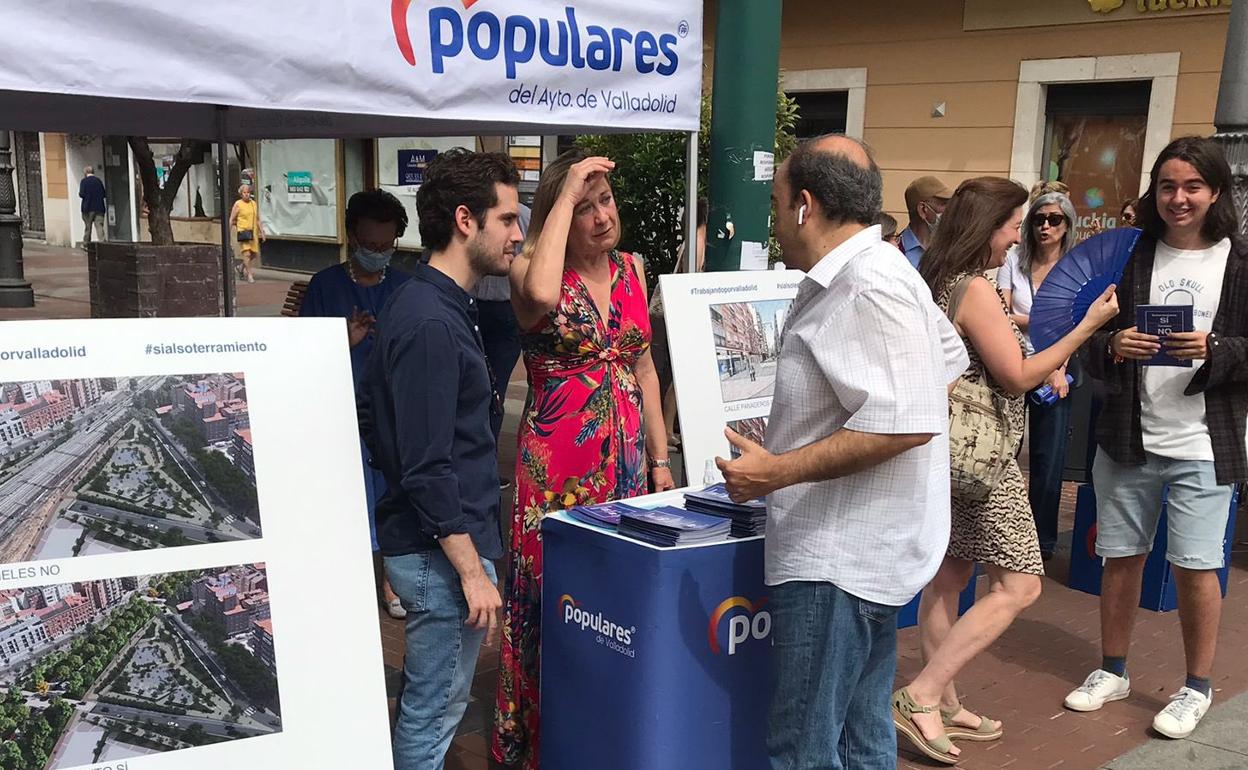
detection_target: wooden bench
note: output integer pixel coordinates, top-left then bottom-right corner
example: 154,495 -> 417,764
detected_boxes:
281,280 -> 309,317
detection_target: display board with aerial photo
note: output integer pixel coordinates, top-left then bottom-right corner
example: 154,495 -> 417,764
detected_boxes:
0,317 -> 395,770
0,374 -> 261,563
659,270 -> 801,484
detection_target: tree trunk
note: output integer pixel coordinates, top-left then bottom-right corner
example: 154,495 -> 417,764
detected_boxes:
126,137 -> 212,246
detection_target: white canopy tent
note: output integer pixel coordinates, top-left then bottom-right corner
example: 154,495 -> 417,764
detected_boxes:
1,0 -> 703,312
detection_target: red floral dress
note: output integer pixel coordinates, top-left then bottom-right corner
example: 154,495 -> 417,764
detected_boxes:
492,250 -> 651,769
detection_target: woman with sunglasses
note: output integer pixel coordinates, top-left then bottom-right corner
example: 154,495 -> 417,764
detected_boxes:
1120,197 -> 1139,228
998,191 -> 1080,560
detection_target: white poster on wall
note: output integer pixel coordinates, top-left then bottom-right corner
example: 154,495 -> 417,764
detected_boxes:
258,139 -> 338,239
377,137 -> 477,250
660,270 -> 803,485
0,318 -> 393,770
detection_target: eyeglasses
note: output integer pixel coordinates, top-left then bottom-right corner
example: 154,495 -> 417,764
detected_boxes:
1031,213 -> 1066,228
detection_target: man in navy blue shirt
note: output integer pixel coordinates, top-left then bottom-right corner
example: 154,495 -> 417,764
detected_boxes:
78,166 -> 107,248
359,148 -> 522,770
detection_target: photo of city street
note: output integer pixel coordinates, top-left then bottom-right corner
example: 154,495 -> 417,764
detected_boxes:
710,300 -> 792,403
727,418 -> 768,459
0,564 -> 280,769
0,374 -> 261,563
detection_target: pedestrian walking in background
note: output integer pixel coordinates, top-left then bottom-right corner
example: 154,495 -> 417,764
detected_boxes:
229,184 -> 265,283
79,166 -> 106,248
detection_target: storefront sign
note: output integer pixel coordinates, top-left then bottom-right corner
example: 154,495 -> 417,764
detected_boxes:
965,0 -> 1229,30
286,170 -> 313,203
397,149 -> 438,187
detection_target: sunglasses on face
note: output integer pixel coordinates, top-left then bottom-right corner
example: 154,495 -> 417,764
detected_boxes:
1031,213 -> 1066,228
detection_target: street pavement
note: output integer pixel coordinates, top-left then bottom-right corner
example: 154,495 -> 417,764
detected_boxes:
0,241 -> 302,321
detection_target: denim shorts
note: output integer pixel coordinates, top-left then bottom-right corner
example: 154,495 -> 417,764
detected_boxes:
1092,449 -> 1234,570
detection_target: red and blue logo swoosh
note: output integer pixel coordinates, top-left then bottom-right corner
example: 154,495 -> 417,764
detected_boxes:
392,0 -> 485,66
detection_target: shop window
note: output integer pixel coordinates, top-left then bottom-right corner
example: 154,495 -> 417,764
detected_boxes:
789,91 -> 848,140
1041,81 -> 1151,239
257,138 -> 339,240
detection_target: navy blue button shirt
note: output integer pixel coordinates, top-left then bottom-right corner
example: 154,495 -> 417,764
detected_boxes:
359,262 -> 503,560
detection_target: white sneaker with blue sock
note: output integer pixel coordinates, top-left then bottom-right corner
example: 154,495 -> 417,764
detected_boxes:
1152,687 -> 1211,739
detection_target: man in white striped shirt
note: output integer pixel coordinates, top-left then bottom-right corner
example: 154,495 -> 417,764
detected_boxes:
717,135 -> 967,770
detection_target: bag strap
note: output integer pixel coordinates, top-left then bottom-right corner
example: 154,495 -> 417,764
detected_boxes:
945,275 -> 977,323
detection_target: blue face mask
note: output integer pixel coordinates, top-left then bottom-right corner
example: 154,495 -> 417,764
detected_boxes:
353,246 -> 394,273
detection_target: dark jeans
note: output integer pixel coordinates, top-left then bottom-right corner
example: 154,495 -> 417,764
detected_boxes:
767,581 -> 899,770
1028,393 -> 1074,554
477,299 -> 522,442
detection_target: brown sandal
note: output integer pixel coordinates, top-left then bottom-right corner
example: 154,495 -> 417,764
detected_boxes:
941,706 -> 1003,742
892,688 -> 960,764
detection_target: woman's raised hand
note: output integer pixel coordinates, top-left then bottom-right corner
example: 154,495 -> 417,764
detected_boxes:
559,156 -> 615,207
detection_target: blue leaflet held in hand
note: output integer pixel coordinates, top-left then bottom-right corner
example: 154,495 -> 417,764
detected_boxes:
1136,304 -> 1194,368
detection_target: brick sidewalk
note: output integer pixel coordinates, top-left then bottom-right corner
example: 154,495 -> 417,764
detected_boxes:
375,492 -> 1248,770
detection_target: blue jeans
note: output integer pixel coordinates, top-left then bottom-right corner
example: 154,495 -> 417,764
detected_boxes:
767,581 -> 899,770
476,298 -> 521,442
1092,449 -> 1234,569
1027,393 -> 1073,554
386,550 -> 496,770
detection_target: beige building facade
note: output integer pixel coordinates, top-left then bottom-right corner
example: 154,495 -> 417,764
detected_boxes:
707,0 -> 1233,231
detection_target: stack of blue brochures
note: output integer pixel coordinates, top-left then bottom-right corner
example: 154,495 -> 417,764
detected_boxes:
683,483 -> 767,538
617,506 -> 731,547
567,501 -> 642,529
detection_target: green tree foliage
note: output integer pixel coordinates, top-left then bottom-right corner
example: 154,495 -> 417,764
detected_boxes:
0,740 -> 23,770
189,450 -> 257,519
215,645 -> 278,708
576,82 -> 799,284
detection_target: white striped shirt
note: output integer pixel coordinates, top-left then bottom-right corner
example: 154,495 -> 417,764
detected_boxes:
765,226 -> 968,606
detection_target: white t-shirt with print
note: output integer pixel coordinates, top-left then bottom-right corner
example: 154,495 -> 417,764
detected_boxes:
1140,237 -> 1231,461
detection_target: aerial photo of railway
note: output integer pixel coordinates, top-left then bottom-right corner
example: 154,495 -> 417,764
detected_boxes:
0,374 -> 261,563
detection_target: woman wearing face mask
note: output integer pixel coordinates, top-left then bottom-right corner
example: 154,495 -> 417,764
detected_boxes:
892,178 -> 1118,764
998,191 -> 1080,560
492,149 -> 675,770
300,189 -> 412,619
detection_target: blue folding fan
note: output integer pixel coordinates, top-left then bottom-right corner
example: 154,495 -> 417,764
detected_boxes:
1029,227 -> 1141,352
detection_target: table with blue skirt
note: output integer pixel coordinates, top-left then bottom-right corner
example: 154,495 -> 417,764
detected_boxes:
539,487 -> 975,770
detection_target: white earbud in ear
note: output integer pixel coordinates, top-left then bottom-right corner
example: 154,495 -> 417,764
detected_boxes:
797,204 -> 807,225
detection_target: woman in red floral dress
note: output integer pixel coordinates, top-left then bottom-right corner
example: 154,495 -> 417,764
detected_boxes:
492,151 -> 676,769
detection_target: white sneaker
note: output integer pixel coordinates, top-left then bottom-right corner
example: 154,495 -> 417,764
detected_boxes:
1064,669 -> 1131,712
1152,687 -> 1211,739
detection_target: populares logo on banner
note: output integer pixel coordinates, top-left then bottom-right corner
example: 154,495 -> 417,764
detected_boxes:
391,0 -> 683,79
708,596 -> 771,656
560,594 -> 637,658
